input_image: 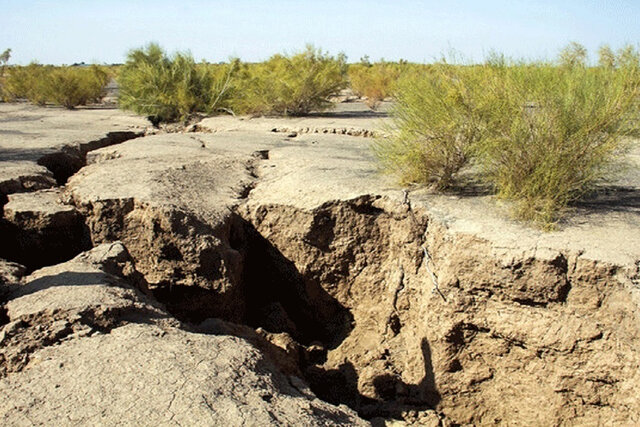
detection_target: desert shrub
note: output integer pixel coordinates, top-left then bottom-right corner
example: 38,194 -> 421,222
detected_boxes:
374,63 -> 492,189
118,43 -> 236,124
0,49 -> 10,66
3,64 -> 109,108
200,60 -> 239,116
46,65 -> 109,108
598,45 -> 616,69
479,59 -> 640,227
3,63 -> 52,105
377,46 -> 640,228
231,45 -> 347,116
616,44 -> 640,69
348,62 -> 402,109
0,48 -> 10,93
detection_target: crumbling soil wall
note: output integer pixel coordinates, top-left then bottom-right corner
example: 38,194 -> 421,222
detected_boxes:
240,196 -> 640,425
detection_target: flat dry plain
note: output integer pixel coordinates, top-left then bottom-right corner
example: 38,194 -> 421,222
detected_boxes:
0,101 -> 639,426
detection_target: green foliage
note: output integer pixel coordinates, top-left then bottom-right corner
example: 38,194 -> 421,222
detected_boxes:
46,65 -> 109,108
231,45 -> 348,116
480,62 -> 640,227
3,63 -> 48,104
617,44 -> 640,69
0,48 -> 10,65
118,43 -> 235,124
0,48 -> 10,83
348,62 -> 402,109
3,63 -> 109,108
374,64 -> 492,189
559,42 -> 588,68
377,48 -> 640,228
598,45 -> 616,68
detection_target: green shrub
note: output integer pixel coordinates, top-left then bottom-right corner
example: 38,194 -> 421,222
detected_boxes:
3,64 -> 109,108
118,43 -> 235,124
558,42 -> 588,68
377,46 -> 640,228
0,48 -> 10,94
374,63 -> 491,189
348,62 -> 402,109
46,65 -> 109,108
232,45 -> 347,116
3,63 -> 51,105
480,61 -> 640,227
598,45 -> 616,68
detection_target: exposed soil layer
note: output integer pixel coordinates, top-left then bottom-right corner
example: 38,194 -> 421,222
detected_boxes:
0,243 -> 367,426
62,179 -> 640,424
0,127 -> 143,271
240,197 -> 640,425
0,189 -> 90,270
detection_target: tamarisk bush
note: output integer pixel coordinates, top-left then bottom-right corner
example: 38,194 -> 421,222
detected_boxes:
3,63 -> 109,108
118,43 -> 235,124
377,43 -> 640,228
231,45 -> 348,116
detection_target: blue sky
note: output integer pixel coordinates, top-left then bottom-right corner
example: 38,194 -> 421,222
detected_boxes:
1,0 -> 639,64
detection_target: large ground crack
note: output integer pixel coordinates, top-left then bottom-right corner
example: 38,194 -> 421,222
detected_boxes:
2,130 -> 639,425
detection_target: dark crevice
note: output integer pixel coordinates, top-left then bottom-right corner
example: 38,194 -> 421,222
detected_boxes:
0,213 -> 92,272
134,209 -> 443,419
0,193 -> 8,217
238,215 -> 354,348
153,284 -> 227,324
37,151 -> 84,185
513,297 -> 548,307
306,338 -> 441,419
37,131 -> 143,185
0,306 -> 9,328
0,131 -> 143,270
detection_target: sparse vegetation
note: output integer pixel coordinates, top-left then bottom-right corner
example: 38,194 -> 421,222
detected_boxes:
374,63 -> 491,189
2,63 -> 109,108
0,48 -> 10,76
3,42 -> 639,229
377,43 -> 640,228
480,60 -> 640,226
558,41 -> 588,68
47,65 -> 110,108
231,45 -> 348,116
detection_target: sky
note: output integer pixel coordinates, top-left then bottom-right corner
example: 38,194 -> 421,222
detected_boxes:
1,0 -> 639,65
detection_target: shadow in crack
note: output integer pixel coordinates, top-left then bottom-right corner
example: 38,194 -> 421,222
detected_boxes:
305,338 -> 441,419
239,218 -> 354,349
153,283 -> 239,325
0,216 -> 92,272
37,151 -> 84,185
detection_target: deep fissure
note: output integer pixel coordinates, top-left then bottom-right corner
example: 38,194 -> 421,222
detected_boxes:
0,130 -> 144,271
145,206 -> 438,420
